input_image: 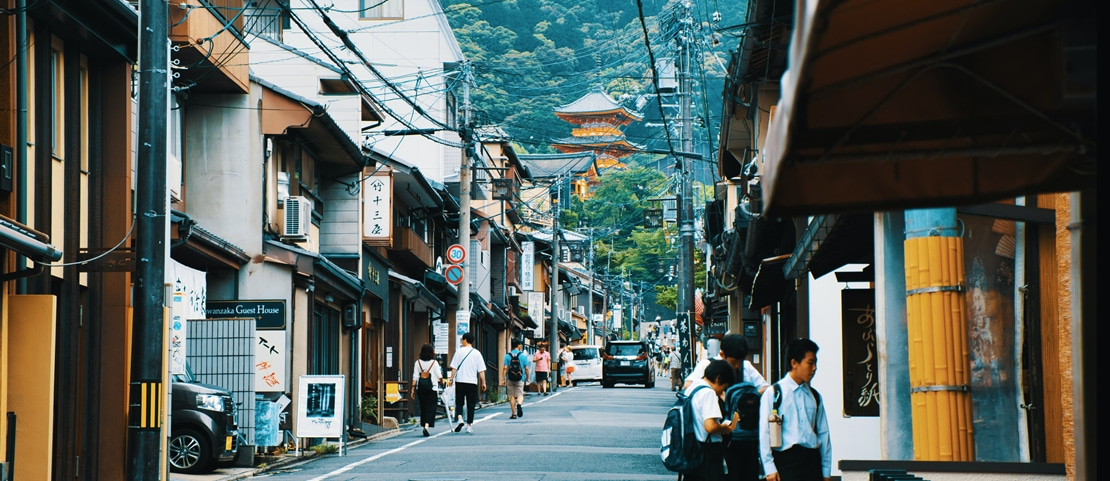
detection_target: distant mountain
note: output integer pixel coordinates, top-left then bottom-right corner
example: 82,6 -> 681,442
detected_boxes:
440,0 -> 747,164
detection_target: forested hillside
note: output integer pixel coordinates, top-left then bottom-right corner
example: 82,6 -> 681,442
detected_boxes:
440,0 -> 747,160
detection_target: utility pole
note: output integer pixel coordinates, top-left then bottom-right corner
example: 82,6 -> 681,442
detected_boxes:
548,176 -> 562,392
674,0 -> 697,380
456,61 -> 473,353
586,225 -> 595,345
128,0 -> 169,478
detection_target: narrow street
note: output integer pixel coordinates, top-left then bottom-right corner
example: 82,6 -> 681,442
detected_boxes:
234,376 -> 673,481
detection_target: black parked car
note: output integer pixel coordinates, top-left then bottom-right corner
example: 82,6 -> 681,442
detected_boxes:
601,340 -> 656,388
170,367 -> 240,474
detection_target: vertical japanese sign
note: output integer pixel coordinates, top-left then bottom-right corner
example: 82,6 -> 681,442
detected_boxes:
841,288 -> 879,417
169,292 -> 187,375
255,333 -> 287,392
521,241 -> 535,291
362,172 -> 392,240
456,310 -> 471,352
528,292 -> 544,333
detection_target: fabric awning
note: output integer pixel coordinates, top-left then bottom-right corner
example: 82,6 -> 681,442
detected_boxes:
761,0 -> 1096,217
783,214 -> 873,280
749,254 -> 791,310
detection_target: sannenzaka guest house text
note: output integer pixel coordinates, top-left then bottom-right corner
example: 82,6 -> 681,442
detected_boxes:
206,300 -> 287,330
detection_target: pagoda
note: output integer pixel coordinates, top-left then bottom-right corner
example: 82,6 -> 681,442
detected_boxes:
552,86 -> 643,171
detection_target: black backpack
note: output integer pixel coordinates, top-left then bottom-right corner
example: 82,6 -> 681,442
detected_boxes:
724,370 -> 761,440
660,385 -> 709,474
506,352 -> 524,382
417,361 -> 434,391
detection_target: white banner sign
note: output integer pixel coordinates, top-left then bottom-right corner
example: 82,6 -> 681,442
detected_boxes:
433,319 -> 449,355
456,310 -> 471,352
255,332 -> 287,392
363,172 -> 392,239
521,241 -> 534,291
528,292 -> 545,333
169,292 -> 187,375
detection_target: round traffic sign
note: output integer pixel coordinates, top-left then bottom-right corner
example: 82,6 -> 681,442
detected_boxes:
446,244 -> 467,264
444,264 -> 465,285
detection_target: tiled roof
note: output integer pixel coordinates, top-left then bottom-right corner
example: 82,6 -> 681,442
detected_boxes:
517,152 -> 597,179
555,86 -> 642,119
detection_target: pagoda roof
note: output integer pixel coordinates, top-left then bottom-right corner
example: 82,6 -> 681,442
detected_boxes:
517,152 -> 598,179
554,86 -> 644,121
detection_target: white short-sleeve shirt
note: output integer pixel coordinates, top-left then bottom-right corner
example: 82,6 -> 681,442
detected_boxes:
685,379 -> 724,443
450,346 -> 486,384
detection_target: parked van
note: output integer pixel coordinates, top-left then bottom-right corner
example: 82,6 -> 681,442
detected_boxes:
170,366 -> 240,474
567,345 -> 603,385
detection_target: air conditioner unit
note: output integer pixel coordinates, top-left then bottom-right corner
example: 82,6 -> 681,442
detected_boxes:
283,196 -> 312,240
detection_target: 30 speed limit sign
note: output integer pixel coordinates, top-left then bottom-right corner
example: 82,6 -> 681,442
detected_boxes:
446,244 -> 466,264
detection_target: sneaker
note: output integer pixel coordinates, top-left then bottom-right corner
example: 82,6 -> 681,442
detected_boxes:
517,404 -> 523,417
466,425 -> 474,434
454,421 -> 465,433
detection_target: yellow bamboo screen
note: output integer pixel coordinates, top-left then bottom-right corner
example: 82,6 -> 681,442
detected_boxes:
905,235 -> 974,461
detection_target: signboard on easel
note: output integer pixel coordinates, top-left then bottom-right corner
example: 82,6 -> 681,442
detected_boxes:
295,375 -> 346,439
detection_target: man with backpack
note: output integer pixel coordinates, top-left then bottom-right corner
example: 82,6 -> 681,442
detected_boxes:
758,338 -> 831,481
662,359 -> 740,480
502,339 -> 531,419
720,334 -> 770,481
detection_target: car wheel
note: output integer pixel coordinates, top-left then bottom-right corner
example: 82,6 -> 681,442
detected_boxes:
602,381 -> 613,388
646,380 -> 655,388
169,428 -> 213,474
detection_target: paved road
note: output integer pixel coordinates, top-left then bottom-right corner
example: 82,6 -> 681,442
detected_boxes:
250,376 -> 677,481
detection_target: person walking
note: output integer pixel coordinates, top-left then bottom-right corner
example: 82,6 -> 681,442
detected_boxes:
669,347 -> 683,391
759,338 -> 831,481
411,343 -> 443,437
448,332 -> 486,434
718,334 -> 770,481
502,339 -> 531,419
684,359 -> 741,481
559,345 -> 574,387
533,343 -> 551,395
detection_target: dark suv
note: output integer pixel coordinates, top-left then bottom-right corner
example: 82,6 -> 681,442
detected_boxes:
170,368 -> 240,474
602,340 -> 656,388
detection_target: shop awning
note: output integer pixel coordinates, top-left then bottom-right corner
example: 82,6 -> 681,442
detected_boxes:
783,214 -> 873,280
749,254 -> 790,310
389,271 -> 444,314
761,0 -> 1096,217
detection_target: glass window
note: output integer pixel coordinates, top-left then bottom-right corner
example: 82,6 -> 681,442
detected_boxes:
572,348 -> 597,361
359,0 -> 403,19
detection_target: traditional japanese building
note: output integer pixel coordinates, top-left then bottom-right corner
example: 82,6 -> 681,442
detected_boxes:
552,86 -> 643,181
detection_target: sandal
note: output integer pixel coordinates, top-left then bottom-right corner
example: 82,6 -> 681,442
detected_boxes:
509,415 -> 518,419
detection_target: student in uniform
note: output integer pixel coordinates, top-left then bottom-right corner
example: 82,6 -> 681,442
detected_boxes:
758,338 -> 831,481
684,359 -> 740,481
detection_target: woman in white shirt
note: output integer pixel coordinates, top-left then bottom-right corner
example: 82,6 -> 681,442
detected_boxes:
412,343 -> 443,437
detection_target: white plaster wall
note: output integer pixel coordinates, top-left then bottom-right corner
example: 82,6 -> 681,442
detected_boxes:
184,89 -> 264,255
279,0 -> 464,185
808,264 -> 882,475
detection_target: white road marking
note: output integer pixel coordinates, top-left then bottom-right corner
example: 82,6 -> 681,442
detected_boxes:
305,412 -> 502,481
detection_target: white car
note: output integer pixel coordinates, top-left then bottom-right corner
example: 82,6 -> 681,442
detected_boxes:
567,345 -> 603,385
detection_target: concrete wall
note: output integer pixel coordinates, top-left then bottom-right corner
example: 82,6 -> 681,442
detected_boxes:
184,89 -> 264,255
808,266 -> 882,475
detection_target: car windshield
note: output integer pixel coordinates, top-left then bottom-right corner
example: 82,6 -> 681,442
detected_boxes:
572,349 -> 597,360
607,344 -> 644,357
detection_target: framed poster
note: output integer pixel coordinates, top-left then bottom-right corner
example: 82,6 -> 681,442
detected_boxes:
295,375 -> 345,439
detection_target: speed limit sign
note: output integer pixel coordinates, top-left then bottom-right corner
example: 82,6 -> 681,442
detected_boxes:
446,244 -> 466,264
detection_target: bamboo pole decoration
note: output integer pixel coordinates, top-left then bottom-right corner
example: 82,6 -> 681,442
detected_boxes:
904,233 -> 975,461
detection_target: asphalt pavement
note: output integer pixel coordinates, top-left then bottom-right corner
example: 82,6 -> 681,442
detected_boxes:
172,373 -> 678,481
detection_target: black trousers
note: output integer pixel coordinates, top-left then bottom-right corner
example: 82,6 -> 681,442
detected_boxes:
771,446 -> 822,481
454,382 -> 479,424
684,442 -> 725,481
724,438 -> 761,481
416,387 -> 437,427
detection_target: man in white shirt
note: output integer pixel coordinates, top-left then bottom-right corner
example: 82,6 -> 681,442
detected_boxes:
448,332 -> 487,434
758,338 -> 831,481
684,359 -> 741,480
684,334 -> 769,394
